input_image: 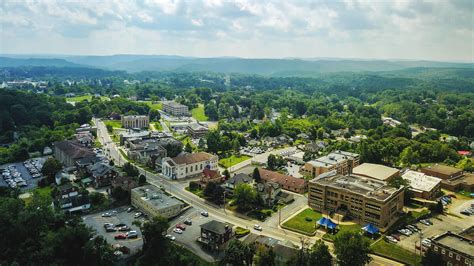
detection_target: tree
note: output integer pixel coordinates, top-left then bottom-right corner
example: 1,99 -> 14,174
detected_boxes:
252,167 -> 261,183
430,200 -> 444,214
198,138 -> 206,150
333,231 -> 372,266
89,192 -> 106,206
223,169 -> 231,180
137,216 -> 171,265
139,174 -> 147,184
41,157 -> 63,184
222,239 -> 255,266
231,138 -> 240,153
421,248 -> 443,266
308,240 -> 332,266
123,162 -> 139,177
149,109 -> 161,122
184,142 -> 193,153
303,152 -> 314,162
109,160 -> 115,166
256,246 -> 275,266
203,181 -> 224,204
234,184 -> 257,211
111,186 -> 129,202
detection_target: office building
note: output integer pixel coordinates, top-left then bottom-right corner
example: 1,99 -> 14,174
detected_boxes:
352,163 -> 400,181
121,115 -> 149,129
131,185 -> 186,219
303,150 -> 360,178
430,228 -> 473,266
162,101 -> 189,116
401,170 -> 441,200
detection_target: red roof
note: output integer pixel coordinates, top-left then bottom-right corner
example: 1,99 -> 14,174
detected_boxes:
203,168 -> 220,179
458,151 -> 472,156
258,168 -> 306,190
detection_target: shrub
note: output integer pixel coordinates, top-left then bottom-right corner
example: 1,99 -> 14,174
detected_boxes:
189,181 -> 199,191
235,227 -> 250,238
305,217 -> 313,222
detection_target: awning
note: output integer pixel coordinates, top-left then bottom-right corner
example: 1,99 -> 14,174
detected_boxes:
317,217 -> 328,226
362,223 -> 379,234
325,219 -> 337,229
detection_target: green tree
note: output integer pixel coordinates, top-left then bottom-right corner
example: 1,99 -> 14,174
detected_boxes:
333,231 -> 372,266
149,109 -> 161,122
252,167 -> 261,183
256,247 -> 275,266
184,142 -> 193,153
198,138 -> 206,151
137,216 -> 171,265
223,169 -> 231,180
111,186 -> 129,202
234,183 -> 257,211
123,162 -> 139,177
41,157 -> 63,184
89,192 -> 106,206
222,239 -> 255,266
421,248 -> 443,266
308,240 -> 332,266
139,174 -> 147,184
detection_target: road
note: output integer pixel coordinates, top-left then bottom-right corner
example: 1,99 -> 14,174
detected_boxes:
95,118 -> 402,265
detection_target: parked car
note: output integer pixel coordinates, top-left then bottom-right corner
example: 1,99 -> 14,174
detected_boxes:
386,236 -> 398,243
184,219 -> 192,225
165,234 -> 176,241
421,239 -> 432,247
102,212 -> 112,217
461,210 -> 471,216
127,207 -> 134,213
127,231 -> 138,239
175,224 -> 186,231
173,228 -> 183,234
420,220 -> 431,226
254,224 -> 263,231
391,234 -> 401,241
103,223 -> 114,229
200,211 -> 209,217
106,227 -> 117,232
114,233 -> 127,240
118,226 -> 130,232
134,212 -> 143,218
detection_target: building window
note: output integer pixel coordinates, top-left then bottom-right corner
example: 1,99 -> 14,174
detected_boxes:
449,252 -> 453,258
434,246 -> 438,252
456,255 -> 460,261
441,249 -> 446,255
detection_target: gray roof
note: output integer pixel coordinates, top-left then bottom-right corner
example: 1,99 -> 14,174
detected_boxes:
200,220 -> 232,235
88,162 -> 115,177
226,173 -> 252,186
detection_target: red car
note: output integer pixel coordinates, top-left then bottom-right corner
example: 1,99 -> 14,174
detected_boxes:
175,224 -> 186,231
114,233 -> 127,240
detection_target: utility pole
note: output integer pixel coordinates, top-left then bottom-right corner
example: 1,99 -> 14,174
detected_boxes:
278,205 -> 281,225
223,190 -> 227,215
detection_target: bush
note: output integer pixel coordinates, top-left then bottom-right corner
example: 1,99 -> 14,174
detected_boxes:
189,181 -> 199,191
235,227 -> 250,238
305,217 -> 313,222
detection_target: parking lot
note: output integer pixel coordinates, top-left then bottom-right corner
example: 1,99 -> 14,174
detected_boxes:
167,207 -> 226,263
0,157 -> 46,191
82,206 -> 144,256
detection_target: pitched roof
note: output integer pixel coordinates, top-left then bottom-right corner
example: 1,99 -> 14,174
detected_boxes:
226,173 -> 252,186
54,141 -> 95,159
258,168 -> 306,190
200,220 -> 232,235
171,152 -> 214,165
88,162 -> 115,177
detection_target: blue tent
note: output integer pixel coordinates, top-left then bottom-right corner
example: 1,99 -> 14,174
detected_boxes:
317,217 -> 328,226
362,223 -> 379,234
325,219 -> 337,229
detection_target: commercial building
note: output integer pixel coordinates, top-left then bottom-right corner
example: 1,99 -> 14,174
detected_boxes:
54,140 -> 96,167
308,172 -> 404,232
430,228 -> 473,266
131,185 -> 186,219
187,123 -> 209,138
441,173 -> 474,192
259,168 -> 307,194
121,115 -> 149,129
162,101 -> 189,116
125,138 -> 167,166
421,164 -> 463,180
401,170 -> 442,200
162,152 -> 218,179
303,150 -> 360,178
352,163 -> 400,181
197,220 -> 233,251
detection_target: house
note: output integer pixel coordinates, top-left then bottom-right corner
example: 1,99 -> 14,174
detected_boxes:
256,181 -> 281,207
87,162 -> 119,188
224,173 -> 253,195
54,183 -> 90,213
111,176 -> 138,192
304,141 -> 326,153
200,167 -> 224,187
258,168 -> 307,194
352,163 -> 400,182
197,220 -> 233,251
53,140 -> 96,168
74,131 -> 94,147
131,185 -> 186,219
162,152 -> 218,180
242,234 -> 298,266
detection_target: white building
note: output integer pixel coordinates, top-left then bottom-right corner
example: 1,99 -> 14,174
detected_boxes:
121,115 -> 149,129
162,152 -> 218,179
402,170 -> 442,200
131,185 -> 186,219
162,101 -> 189,116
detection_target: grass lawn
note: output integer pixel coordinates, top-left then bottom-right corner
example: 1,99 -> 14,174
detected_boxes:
142,101 -> 163,110
282,208 -> 322,235
411,209 -> 430,220
153,122 -> 163,131
185,187 -> 205,198
23,186 -> 53,205
323,223 -> 364,242
191,104 -> 208,121
455,190 -> 472,198
66,95 -> 108,102
104,120 -> 122,128
218,155 -> 251,168
371,239 -> 421,265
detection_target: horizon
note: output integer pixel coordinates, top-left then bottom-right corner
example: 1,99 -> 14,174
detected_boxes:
1,0 -> 473,62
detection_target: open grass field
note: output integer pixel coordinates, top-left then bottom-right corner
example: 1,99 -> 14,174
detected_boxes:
218,155 -> 251,168
371,239 -> 421,265
191,104 -> 208,121
282,208 -> 322,234
104,120 -> 122,128
141,101 -> 163,110
322,223 -> 363,241
66,95 -> 109,102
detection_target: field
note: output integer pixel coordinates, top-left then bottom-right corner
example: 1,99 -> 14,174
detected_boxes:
141,101 -> 163,110
104,120 -> 122,128
322,223 -> 363,241
218,155 -> 251,168
191,104 -> 208,121
371,239 -> 421,265
282,208 -> 322,235
66,95 -> 108,102
22,186 -> 53,205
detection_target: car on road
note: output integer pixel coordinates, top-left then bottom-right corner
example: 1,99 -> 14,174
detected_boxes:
102,212 -> 112,217
200,211 -> 209,217
134,212 -> 143,218
254,224 -> 263,231
420,219 -> 431,226
386,236 -> 398,243
175,224 -> 186,231
165,234 -> 176,241
127,231 -> 138,239
114,233 -> 127,240
184,219 -> 192,225
127,207 -> 134,213
173,228 -> 183,234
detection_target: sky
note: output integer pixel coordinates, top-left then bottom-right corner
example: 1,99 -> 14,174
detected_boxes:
0,0 -> 473,61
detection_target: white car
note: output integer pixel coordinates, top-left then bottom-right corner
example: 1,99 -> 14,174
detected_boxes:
173,228 -> 183,234
134,212 -> 143,218
386,236 -> 398,243
421,239 -> 432,247
165,234 -> 176,241
254,224 -> 263,231
102,212 -> 112,217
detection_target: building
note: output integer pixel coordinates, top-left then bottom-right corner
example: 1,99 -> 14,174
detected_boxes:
242,234 -> 297,266
87,162 -> 119,188
54,183 -> 90,213
421,164 -> 463,180
197,220 -> 233,251
441,173 -> 474,192
256,181 -> 281,207
131,185 -> 186,219
111,175 -> 138,192
121,115 -> 149,129
259,168 -> 307,194
308,172 -> 404,232
200,168 -> 224,187
224,173 -> 253,195
187,123 -> 209,138
352,163 -> 400,182
54,140 -> 96,167
162,101 -> 189,116
430,229 -> 473,266
303,150 -> 360,178
401,170 -> 442,199
119,129 -> 150,145
304,141 -> 326,153
125,138 -> 167,167
162,152 -> 218,180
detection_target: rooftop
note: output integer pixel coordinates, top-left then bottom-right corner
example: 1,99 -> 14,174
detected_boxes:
122,115 -> 148,119
187,123 -> 208,131
310,172 -> 401,201
433,231 -> 474,257
401,170 -> 441,192
163,101 -> 188,108
131,185 -> 183,210
226,173 -> 252,186
120,130 -> 150,139
169,152 -> 215,165
308,150 -> 359,167
353,163 -> 400,181
421,164 -> 462,176
258,168 -> 306,190
200,220 -> 232,235
54,140 -> 96,160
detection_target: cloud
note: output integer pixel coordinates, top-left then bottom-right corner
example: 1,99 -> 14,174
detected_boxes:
0,0 -> 472,61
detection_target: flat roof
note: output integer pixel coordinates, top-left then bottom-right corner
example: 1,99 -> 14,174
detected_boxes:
434,232 -> 474,257
421,164 -> 462,175
308,150 -> 359,167
352,163 -> 399,181
402,170 -> 441,192
132,185 -> 183,210
163,101 -> 188,108
310,172 -> 401,201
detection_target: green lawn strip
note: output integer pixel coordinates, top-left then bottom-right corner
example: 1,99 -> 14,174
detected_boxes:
66,95 -> 92,102
119,149 -> 130,162
371,239 -> 421,266
235,227 -> 251,238
104,120 -> 122,128
322,223 -> 365,242
191,104 -> 208,121
281,208 -> 322,235
411,209 -> 430,220
142,101 -> 163,110
218,155 -> 251,168
185,187 -> 205,198
154,122 -> 163,131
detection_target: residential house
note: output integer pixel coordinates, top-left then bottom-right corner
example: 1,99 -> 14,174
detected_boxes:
258,168 -> 307,194
162,152 -> 218,180
197,220 -> 233,251
224,173 -> 253,196
54,183 -> 90,213
200,167 -> 224,188
87,162 -> 119,188
304,141 -> 326,153
256,181 -> 281,207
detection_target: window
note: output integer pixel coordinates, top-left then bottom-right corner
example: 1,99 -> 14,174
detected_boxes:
449,252 -> 453,258
456,255 -> 460,261
434,246 -> 438,251
441,249 -> 446,255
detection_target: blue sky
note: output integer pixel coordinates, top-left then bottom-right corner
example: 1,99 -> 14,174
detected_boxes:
0,0 -> 472,61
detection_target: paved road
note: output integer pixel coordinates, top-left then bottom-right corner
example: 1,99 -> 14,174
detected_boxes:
95,118 -> 402,265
